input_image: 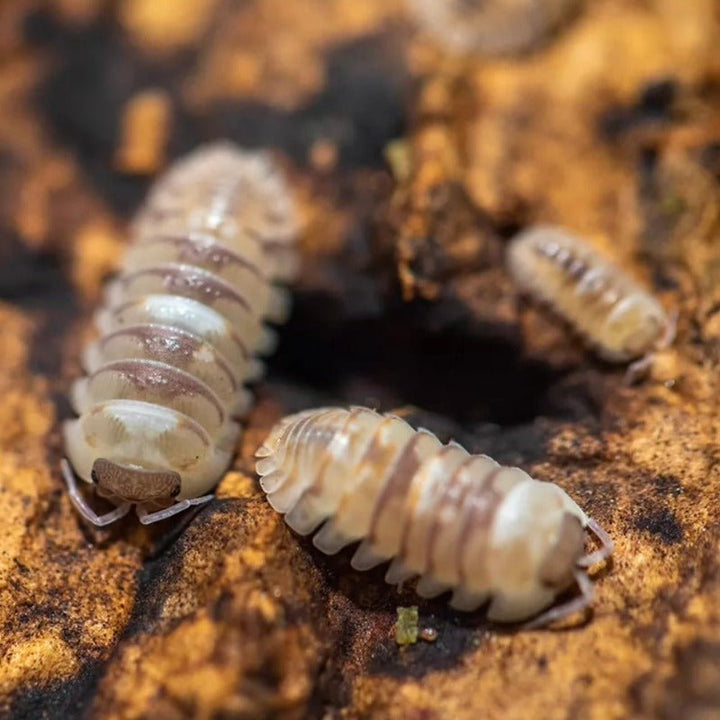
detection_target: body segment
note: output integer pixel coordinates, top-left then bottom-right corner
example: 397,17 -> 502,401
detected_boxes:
256,407 -> 613,625
409,0 -> 583,56
63,142 -> 298,525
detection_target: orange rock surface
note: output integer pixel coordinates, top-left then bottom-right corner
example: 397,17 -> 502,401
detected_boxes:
0,1 -> 719,718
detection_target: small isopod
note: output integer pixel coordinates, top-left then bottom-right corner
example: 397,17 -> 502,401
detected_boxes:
256,406 -> 613,627
506,225 -> 675,370
408,0 -> 583,56
62,142 -> 299,526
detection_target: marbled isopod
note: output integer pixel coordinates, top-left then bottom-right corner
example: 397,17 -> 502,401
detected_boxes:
507,225 -> 674,365
408,0 -> 583,56
62,142 -> 299,526
256,407 -> 613,626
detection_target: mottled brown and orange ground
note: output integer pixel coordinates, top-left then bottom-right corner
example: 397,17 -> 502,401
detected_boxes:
0,1 -> 719,718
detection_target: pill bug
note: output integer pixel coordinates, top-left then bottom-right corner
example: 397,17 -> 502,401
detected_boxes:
408,0 -> 583,56
507,225 -> 675,368
256,406 -> 613,627
62,142 -> 299,526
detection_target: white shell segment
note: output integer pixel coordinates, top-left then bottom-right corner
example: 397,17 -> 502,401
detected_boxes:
82,324 -> 249,416
122,234 -> 273,316
65,142 -> 298,516
105,263 -> 265,352
256,406 -> 605,623
97,294 -> 251,377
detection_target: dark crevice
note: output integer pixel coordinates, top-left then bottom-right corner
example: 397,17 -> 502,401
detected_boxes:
207,32 -> 410,169
6,661 -> 103,720
35,16 -> 157,214
635,507 -> 684,545
268,290 -> 573,428
599,76 -> 680,140
0,232 -> 79,378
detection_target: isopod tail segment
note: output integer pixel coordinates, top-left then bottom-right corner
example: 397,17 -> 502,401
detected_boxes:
60,458 -> 213,526
624,309 -> 678,386
523,516 -> 614,630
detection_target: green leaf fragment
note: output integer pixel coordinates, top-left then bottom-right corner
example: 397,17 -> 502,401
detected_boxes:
395,605 -> 419,646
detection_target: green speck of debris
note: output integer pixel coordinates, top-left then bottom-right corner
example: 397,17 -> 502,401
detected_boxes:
395,606 -> 419,646
660,193 -> 687,216
384,139 -> 412,182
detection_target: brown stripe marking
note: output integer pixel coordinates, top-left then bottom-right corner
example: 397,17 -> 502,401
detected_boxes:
456,466 -> 506,588
143,234 -> 264,278
91,359 -> 225,425
276,411 -> 322,476
278,410 -> 338,502
368,431 -> 429,545
111,298 -> 250,361
425,455 -> 477,576
121,264 -> 253,314
293,409 -> 344,479
397,445 -> 460,564
303,409 -> 358,501
99,324 -> 238,391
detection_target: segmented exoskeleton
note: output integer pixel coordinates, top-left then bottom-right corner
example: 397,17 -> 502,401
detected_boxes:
507,225 -> 674,370
409,0 -> 583,56
256,406 -> 613,627
62,142 -> 298,526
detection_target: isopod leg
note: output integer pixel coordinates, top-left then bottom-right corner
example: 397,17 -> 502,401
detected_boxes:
660,309 -> 678,351
577,517 -> 614,568
522,569 -> 594,630
625,309 -> 678,385
624,353 -> 655,385
385,558 -> 414,586
61,459 -> 132,527
136,494 -> 214,525
351,540 -> 388,571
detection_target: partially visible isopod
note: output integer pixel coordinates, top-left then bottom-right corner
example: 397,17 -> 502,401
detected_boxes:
256,406 -> 613,627
62,142 -> 299,527
132,142 -> 298,283
507,225 -> 674,368
408,0 -> 583,56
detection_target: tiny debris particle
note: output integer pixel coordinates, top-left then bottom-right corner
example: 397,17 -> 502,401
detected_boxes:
119,0 -> 220,52
660,194 -> 687,217
309,139 -> 339,173
419,627 -> 438,643
114,89 -> 172,175
384,139 -> 413,182
395,606 -> 419,646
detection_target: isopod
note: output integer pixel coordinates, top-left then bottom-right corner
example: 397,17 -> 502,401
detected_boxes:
506,225 -> 674,368
62,142 -> 299,526
255,406 -> 613,627
408,0 -> 583,56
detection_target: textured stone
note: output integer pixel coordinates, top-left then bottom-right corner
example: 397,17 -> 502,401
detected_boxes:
0,1 -> 719,718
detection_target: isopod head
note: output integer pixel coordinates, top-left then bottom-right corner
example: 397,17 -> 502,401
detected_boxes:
602,295 -> 668,361
91,458 -> 181,504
